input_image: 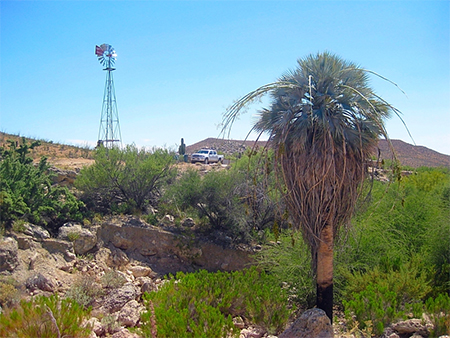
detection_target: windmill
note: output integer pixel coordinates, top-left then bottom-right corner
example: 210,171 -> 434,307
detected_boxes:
95,43 -> 122,148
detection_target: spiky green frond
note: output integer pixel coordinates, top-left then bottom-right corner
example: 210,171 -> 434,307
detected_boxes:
221,52 -> 404,271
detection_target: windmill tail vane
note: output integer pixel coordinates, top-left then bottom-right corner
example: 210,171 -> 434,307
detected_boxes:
95,45 -> 103,57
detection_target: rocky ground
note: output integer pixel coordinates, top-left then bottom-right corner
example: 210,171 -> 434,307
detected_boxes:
0,216 -> 258,338
1,216 -> 447,338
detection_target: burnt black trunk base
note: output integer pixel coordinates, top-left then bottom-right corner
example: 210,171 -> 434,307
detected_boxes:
317,283 -> 333,324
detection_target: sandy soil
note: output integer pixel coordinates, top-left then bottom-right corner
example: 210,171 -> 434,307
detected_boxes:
47,158 -> 95,171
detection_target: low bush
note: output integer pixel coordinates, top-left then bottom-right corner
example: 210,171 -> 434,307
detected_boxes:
0,137 -> 84,234
424,293 -> 450,337
140,267 -> 294,337
256,232 -> 315,308
101,270 -> 126,289
342,257 -> 434,336
65,274 -> 103,308
101,314 -> 121,333
343,256 -> 432,306
0,294 -> 92,337
75,145 -> 176,215
0,278 -> 21,308
343,283 -> 403,335
163,150 -> 285,244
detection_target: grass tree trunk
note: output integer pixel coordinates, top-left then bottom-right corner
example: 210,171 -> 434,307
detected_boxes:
316,222 -> 334,323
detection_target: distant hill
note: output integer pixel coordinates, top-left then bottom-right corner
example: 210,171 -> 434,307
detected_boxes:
377,139 -> 450,168
186,138 -> 450,168
2,132 -> 448,169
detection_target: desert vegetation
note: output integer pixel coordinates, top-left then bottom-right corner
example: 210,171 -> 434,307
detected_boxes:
0,137 -> 84,234
0,131 -> 449,336
256,165 -> 450,335
141,267 -> 293,337
75,144 -> 176,215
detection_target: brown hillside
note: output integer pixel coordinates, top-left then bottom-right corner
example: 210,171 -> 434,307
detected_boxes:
186,137 -> 268,156
0,132 -> 94,170
377,139 -> 450,168
187,137 -> 450,168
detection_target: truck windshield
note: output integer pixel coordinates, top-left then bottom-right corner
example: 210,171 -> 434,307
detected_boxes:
197,150 -> 209,154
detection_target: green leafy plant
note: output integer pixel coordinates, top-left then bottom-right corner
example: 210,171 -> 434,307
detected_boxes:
256,231 -> 315,308
0,137 -> 84,233
101,314 -> 120,333
342,257 -> 433,336
424,293 -> 450,337
144,213 -> 158,226
343,257 -> 432,306
11,219 -> 27,233
163,151 -> 284,244
75,144 -> 176,214
140,267 -> 293,337
343,283 -> 401,335
0,294 -> 92,337
101,270 -> 126,289
67,231 -> 80,242
0,278 -> 21,308
335,168 -> 450,300
65,274 -> 103,308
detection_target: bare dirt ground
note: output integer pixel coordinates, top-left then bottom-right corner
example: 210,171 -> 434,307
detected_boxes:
47,158 -> 95,171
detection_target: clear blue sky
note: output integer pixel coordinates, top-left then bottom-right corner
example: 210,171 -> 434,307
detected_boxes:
1,1 -> 449,155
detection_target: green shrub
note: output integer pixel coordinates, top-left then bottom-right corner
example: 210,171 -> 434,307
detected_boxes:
76,145 -> 176,214
342,257 -> 433,336
143,300 -> 235,338
0,137 -> 84,233
343,257 -> 432,306
256,232 -> 315,308
101,314 -> 120,333
0,294 -> 92,337
163,151 -> 284,244
92,213 -> 103,224
425,293 -> 450,336
65,275 -> 103,308
101,270 -> 126,289
0,279 -> 20,308
144,213 -> 158,226
341,169 -> 449,269
343,283 -> 399,335
140,267 -> 294,337
11,220 -> 26,233
67,231 -> 80,242
336,168 -> 450,302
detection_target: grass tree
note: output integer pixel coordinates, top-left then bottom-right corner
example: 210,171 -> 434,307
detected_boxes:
222,51 -> 403,321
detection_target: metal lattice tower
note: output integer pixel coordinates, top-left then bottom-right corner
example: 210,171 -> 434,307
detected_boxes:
95,43 -> 122,148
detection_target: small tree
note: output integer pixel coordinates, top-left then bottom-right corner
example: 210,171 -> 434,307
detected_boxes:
0,138 -> 84,233
76,144 -> 176,214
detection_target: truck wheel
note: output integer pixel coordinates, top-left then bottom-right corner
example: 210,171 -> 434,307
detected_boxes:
204,158 -> 209,164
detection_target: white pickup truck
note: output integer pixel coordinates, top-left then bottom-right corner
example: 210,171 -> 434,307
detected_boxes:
190,149 -> 224,164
